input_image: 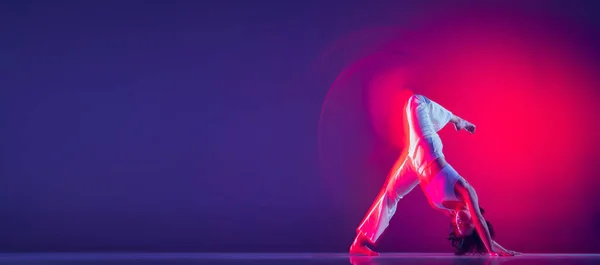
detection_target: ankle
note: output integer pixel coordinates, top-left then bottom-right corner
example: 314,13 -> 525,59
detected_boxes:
353,232 -> 372,246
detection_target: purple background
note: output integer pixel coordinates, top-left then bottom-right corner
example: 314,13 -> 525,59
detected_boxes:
1,0 -> 599,253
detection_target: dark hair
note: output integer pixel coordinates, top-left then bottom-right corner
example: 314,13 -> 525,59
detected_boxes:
447,208 -> 495,255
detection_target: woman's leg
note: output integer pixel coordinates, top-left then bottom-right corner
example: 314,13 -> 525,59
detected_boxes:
351,155 -> 420,254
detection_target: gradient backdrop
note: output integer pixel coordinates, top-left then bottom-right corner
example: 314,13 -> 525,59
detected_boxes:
2,0 -> 600,253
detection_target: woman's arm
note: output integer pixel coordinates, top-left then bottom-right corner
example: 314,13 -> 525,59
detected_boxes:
493,241 -> 521,255
456,183 -> 495,253
457,182 -> 514,256
493,241 -> 509,252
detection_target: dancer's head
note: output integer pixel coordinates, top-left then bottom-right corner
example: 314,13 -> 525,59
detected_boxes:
453,209 -> 475,236
448,207 -> 495,255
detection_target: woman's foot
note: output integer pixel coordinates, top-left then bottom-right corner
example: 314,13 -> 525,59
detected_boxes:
349,233 -> 379,256
452,118 -> 476,134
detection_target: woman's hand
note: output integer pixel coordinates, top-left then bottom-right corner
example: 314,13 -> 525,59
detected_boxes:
489,249 -> 520,257
508,250 -> 522,255
491,241 -> 520,256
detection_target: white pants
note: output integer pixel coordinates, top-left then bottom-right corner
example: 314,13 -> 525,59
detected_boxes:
356,155 -> 420,243
356,95 -> 452,243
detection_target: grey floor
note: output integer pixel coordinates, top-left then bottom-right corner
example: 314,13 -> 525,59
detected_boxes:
0,253 -> 598,265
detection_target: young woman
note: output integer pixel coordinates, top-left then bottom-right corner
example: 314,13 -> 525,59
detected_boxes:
349,93 -> 519,256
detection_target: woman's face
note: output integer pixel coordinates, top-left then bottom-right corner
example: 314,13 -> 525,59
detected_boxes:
453,210 -> 475,236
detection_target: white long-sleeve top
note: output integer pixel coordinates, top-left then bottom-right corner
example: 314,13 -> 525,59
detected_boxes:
404,95 -> 453,176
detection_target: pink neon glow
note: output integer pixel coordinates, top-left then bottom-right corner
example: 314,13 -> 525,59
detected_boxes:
318,7 -> 600,252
